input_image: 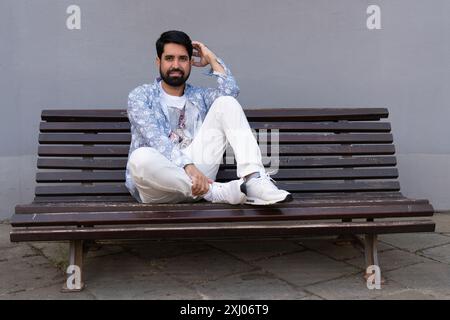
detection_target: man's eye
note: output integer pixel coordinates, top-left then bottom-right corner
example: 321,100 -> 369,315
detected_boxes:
180,57 -> 188,62
165,57 -> 173,61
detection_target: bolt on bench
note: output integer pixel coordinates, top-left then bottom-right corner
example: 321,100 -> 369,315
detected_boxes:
10,108 -> 435,291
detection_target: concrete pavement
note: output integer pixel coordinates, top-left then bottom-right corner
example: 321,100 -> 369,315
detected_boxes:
1,213 -> 449,300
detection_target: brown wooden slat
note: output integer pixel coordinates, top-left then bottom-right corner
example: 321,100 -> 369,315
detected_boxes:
41,109 -> 129,122
11,202 -> 434,227
40,122 -> 131,132
38,133 -> 393,145
37,158 -> 128,170
31,192 -> 406,204
41,108 -> 388,122
37,144 -> 394,157
35,168 -> 399,183
273,133 -> 393,144
220,155 -> 397,169
30,191 -> 407,204
280,181 -> 400,192
39,133 -> 131,144
35,184 -> 130,196
36,171 -> 125,183
40,121 -> 391,133
38,145 -> 130,157
275,145 -> 395,155
217,168 -> 398,181
15,196 -> 429,214
33,195 -> 136,203
292,191 -> 406,200
10,220 -> 435,242
246,108 -> 389,121
34,180 -> 400,196
36,156 -> 397,170
250,122 -> 391,132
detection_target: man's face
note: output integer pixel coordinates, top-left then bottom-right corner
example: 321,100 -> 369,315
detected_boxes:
157,43 -> 192,87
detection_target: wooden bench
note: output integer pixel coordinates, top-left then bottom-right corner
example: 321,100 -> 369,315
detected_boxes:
10,107 -> 435,291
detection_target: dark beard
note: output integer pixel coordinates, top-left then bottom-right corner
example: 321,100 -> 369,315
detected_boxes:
160,68 -> 191,87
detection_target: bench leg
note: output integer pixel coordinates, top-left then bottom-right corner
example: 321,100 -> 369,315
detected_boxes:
363,234 -> 385,285
61,240 -> 85,292
364,234 -> 379,267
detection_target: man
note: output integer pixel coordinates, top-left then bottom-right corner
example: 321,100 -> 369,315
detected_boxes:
126,30 -> 292,205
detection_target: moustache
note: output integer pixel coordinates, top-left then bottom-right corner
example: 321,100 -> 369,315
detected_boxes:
168,69 -> 184,76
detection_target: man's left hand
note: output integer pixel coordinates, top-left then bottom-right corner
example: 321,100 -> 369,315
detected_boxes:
191,40 -> 226,75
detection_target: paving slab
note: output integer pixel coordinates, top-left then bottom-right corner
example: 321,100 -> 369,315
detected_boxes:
299,294 -> 324,300
206,239 -> 305,262
296,237 -> 393,262
345,249 -> 431,272
84,251 -> 158,280
87,274 -> 201,300
85,242 -> 127,259
192,270 -> 309,300
384,262 -> 450,298
1,243 -> 40,262
87,277 -> 202,300
83,251 -> 202,299
305,274 -> 407,300
125,239 -> 211,260
0,246 -> 65,296
28,242 -> 69,270
432,212 -> 450,233
379,233 -> 450,253
151,248 -> 255,285
419,243 -> 450,264
374,289 -> 440,300
1,283 -> 96,300
0,223 -> 15,249
251,250 -> 359,287
29,241 -> 127,272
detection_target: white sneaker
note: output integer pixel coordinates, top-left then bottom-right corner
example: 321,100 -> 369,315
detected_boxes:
244,171 -> 293,205
203,179 -> 247,205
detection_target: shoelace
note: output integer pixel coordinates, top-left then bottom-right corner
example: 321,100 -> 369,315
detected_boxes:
257,170 -> 279,191
264,170 -> 278,183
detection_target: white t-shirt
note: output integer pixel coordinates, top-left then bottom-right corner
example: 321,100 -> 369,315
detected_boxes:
159,82 -> 193,149
159,81 -> 187,111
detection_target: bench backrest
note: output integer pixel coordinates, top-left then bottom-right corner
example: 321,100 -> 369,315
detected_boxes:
34,108 -> 399,203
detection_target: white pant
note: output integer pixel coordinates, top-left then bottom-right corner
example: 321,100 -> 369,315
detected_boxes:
128,96 -> 265,203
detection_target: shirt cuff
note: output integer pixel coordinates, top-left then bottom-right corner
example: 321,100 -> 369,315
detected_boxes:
179,154 -> 194,169
203,57 -> 228,77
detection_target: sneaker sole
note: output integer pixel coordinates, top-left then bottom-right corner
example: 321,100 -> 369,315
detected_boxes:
232,189 -> 248,205
244,193 -> 293,206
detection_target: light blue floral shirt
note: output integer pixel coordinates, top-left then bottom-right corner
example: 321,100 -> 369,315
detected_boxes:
126,58 -> 240,201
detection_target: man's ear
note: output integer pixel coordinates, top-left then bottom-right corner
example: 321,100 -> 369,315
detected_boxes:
156,56 -> 160,68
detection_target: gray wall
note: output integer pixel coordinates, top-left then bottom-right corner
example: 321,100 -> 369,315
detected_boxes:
1,0 -> 449,219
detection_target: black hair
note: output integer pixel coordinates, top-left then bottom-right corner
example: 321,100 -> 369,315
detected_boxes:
156,30 -> 193,59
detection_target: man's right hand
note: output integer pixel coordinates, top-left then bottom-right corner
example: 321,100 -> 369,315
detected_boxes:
184,164 -> 214,196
